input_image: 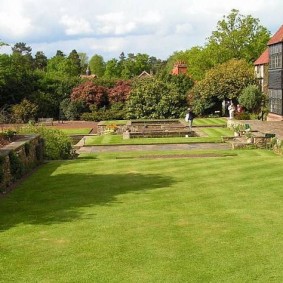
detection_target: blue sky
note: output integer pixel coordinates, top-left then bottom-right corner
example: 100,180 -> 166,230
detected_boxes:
0,0 -> 282,60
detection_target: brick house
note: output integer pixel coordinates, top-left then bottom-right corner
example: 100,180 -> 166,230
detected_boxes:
267,25 -> 283,120
254,25 -> 283,120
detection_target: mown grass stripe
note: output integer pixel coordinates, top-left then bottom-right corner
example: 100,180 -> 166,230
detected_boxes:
0,150 -> 282,282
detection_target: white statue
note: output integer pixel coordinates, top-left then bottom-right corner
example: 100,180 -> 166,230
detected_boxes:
228,103 -> 235,119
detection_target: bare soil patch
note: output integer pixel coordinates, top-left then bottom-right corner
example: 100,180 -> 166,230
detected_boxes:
1,121 -> 99,134
50,121 -> 98,133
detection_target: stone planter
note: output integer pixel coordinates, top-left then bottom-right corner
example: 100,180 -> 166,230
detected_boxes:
246,137 -> 254,144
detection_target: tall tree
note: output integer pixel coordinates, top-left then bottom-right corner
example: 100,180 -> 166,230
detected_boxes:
11,42 -> 34,70
119,52 -> 126,61
188,59 -> 255,115
148,56 -> 165,75
34,51 -> 48,70
12,42 -> 32,55
0,49 -> 37,105
207,9 -> 270,64
126,78 -> 187,119
89,54 -> 105,77
104,58 -> 120,79
55,50 -> 65,57
68,49 -> 81,76
78,52 -> 89,74
46,56 -> 69,79
134,53 -> 151,75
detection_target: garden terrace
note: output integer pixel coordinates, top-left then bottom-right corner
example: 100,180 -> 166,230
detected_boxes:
124,119 -> 192,139
97,120 -> 127,135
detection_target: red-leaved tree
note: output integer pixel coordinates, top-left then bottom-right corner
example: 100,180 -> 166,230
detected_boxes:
108,80 -> 131,104
70,81 -> 109,108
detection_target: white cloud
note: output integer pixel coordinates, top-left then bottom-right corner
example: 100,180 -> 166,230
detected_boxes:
95,12 -> 159,36
60,15 -> 93,35
89,38 -> 126,53
0,2 -> 33,38
96,12 -> 137,35
139,11 -> 162,25
175,23 -> 193,35
1,0 -> 283,60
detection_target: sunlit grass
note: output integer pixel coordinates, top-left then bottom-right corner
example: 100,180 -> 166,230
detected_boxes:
200,127 -> 233,137
56,128 -> 92,135
99,120 -> 128,125
85,126 -> 233,145
85,134 -> 223,145
0,149 -> 282,282
193,117 -> 227,126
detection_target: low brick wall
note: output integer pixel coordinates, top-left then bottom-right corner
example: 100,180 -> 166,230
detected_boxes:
123,130 -> 195,139
0,134 -> 44,194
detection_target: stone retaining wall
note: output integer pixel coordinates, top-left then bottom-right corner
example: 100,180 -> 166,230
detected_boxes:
0,134 -> 44,194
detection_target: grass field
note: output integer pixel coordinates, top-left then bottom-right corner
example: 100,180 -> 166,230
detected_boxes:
193,117 -> 227,126
99,117 -> 228,127
99,120 -> 128,125
85,135 -> 222,145
1,149 -> 283,282
56,128 -> 92,135
85,127 -> 233,145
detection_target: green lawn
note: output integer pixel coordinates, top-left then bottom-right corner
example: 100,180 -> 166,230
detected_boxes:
99,118 -> 227,127
57,128 -> 92,135
200,127 -> 233,137
1,149 -> 283,282
85,127 -> 234,145
99,120 -> 128,125
85,135 -> 223,145
193,117 -> 227,126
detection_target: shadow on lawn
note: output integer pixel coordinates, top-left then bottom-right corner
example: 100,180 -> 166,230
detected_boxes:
0,163 -> 175,231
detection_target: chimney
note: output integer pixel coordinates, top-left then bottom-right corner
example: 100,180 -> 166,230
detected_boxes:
171,61 -> 187,75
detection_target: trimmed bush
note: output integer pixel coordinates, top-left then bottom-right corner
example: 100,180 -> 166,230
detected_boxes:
238,85 -> 263,113
18,125 -> 73,160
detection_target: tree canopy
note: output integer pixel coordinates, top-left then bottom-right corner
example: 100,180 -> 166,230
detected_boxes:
207,9 -> 270,64
165,9 -> 270,80
189,59 -> 256,115
89,54 -> 105,77
0,9 -> 273,121
126,78 -> 187,119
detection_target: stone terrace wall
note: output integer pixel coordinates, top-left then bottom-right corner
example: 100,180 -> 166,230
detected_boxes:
0,134 -> 44,194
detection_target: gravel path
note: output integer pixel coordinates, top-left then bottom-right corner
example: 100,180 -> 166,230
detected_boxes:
77,143 -> 230,153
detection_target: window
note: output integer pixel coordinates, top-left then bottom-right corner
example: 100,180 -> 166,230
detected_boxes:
269,43 -> 283,69
269,89 -> 283,115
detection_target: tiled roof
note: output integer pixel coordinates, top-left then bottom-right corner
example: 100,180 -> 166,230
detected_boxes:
138,70 -> 152,78
268,25 -> 283,45
254,48 -> 269,65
